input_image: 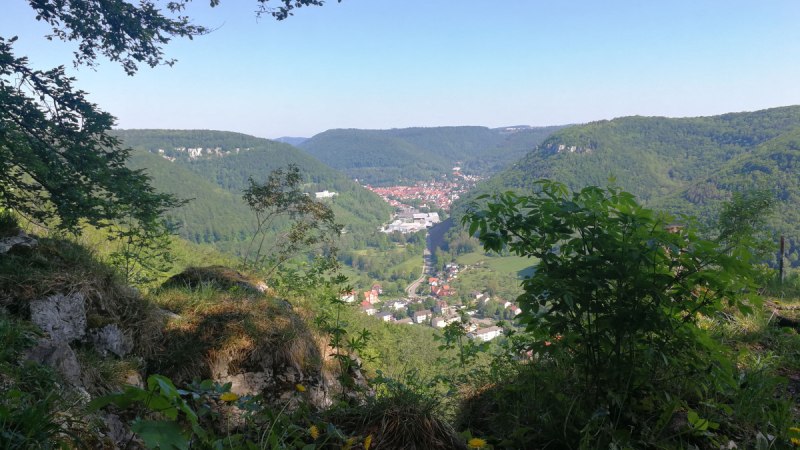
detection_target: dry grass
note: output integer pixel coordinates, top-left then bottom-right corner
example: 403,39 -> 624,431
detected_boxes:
329,383 -> 466,450
147,268 -> 327,390
76,349 -> 142,396
161,265 -> 269,294
0,236 -> 163,358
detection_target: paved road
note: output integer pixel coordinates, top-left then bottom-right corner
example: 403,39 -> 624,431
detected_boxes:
403,219 -> 454,298
405,247 -> 432,298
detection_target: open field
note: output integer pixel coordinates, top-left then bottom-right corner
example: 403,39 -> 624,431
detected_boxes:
455,251 -> 536,277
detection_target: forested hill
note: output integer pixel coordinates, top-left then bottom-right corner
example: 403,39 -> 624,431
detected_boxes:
298,125 -> 566,185
115,129 -> 393,252
460,105 -> 800,265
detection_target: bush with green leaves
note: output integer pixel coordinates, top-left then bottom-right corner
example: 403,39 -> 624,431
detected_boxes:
461,181 -> 779,447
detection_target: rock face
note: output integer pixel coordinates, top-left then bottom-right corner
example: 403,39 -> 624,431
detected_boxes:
0,230 -> 38,255
210,347 -> 335,410
88,324 -> 134,357
25,339 -> 82,386
29,292 -> 87,342
100,413 -> 136,448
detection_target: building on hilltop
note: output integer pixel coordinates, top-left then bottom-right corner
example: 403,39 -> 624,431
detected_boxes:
315,190 -> 338,199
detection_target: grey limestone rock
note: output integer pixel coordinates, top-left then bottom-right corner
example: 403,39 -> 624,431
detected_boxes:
88,324 -> 133,357
29,292 -> 87,343
25,339 -> 82,386
100,412 -> 135,448
219,372 -> 272,395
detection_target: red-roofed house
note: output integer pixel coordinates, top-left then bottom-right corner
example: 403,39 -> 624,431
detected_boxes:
363,290 -> 379,304
360,301 -> 376,316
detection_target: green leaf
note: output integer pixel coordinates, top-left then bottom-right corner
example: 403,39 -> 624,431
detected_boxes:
131,419 -> 189,450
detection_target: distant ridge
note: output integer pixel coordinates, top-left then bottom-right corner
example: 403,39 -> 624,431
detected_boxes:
298,125 -> 566,185
113,129 -> 393,253
275,136 -> 309,146
460,105 -> 800,266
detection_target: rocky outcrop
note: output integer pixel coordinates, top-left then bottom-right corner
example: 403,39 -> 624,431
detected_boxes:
211,350 -> 335,409
29,292 -> 87,343
99,413 -> 136,448
25,339 -> 82,386
0,230 -> 37,255
88,324 -> 134,357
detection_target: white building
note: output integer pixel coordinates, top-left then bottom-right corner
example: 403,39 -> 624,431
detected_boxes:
413,310 -> 429,324
470,326 -> 503,342
315,190 -> 338,199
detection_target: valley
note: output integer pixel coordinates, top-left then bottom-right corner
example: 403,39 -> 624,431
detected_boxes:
4,2 -> 800,448
112,108 -> 800,339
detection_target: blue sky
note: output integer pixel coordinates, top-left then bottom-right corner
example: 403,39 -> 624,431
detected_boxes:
3,0 -> 800,138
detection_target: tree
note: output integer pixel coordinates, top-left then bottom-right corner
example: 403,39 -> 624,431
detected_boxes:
242,164 -> 342,278
716,188 -> 776,262
462,181 -> 759,443
1,0 -> 338,233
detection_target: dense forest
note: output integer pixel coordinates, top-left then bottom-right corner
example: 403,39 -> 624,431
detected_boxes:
460,106 -> 800,265
116,129 -> 394,253
299,125 -> 566,185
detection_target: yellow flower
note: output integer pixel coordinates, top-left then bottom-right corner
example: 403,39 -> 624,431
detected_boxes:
364,434 -> 373,450
791,437 -> 800,447
295,383 -> 306,392
309,425 -> 320,440
791,427 -> 800,433
341,436 -> 356,450
468,437 -> 487,449
220,392 -> 239,402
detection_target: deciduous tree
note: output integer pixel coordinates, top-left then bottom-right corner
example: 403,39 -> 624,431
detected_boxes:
462,181 -> 759,441
242,164 -> 342,279
1,0 -> 338,232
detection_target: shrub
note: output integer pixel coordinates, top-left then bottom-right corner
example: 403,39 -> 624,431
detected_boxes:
0,209 -> 19,238
462,181 -> 766,447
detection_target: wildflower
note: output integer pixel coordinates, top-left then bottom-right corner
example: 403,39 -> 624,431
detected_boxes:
792,427 -> 800,433
364,434 -> 373,450
341,436 -> 356,450
220,392 -> 239,402
309,425 -> 320,440
791,437 -> 800,447
468,437 -> 487,448
295,383 -> 306,392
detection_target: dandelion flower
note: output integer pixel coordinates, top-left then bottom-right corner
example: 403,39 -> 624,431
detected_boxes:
295,383 -> 306,392
468,437 -> 487,448
309,425 -> 320,440
364,434 -> 373,450
792,427 -> 800,433
341,437 -> 356,450
791,437 -> 800,447
220,392 -> 239,402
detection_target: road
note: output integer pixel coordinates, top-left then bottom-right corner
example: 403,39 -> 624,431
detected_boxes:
403,219 -> 454,298
405,247 -> 432,298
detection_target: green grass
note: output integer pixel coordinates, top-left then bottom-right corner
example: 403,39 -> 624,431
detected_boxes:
390,255 -> 423,277
0,209 -> 20,237
455,251 -> 536,276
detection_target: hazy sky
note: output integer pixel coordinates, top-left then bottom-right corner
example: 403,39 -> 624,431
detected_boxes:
3,0 -> 800,138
